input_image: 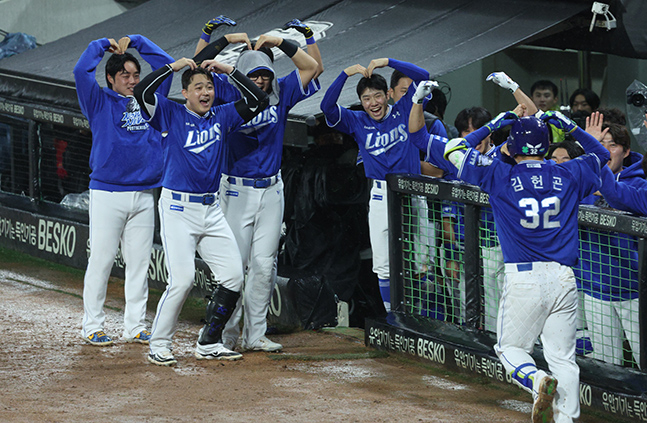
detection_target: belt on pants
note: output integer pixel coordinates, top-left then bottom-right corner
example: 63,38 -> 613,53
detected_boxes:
170,191 -> 216,205
505,262 -> 533,272
226,174 -> 280,189
372,179 -> 386,189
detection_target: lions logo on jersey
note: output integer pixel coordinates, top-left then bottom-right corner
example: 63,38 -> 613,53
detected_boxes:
184,123 -> 223,154
239,106 -> 279,133
121,98 -> 149,132
364,123 -> 408,156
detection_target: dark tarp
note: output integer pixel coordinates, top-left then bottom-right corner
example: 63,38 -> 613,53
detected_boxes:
0,0 -> 604,120
531,0 -> 647,59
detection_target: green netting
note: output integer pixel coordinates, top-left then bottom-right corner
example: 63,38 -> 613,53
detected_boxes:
576,225 -> 641,368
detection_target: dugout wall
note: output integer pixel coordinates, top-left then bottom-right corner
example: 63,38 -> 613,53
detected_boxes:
365,173 -> 647,421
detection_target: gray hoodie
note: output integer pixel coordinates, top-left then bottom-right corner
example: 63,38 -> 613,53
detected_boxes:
231,49 -> 280,106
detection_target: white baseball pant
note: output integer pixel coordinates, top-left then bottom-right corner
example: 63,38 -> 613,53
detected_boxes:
220,174 -> 284,347
149,188 -> 244,355
82,189 -> 154,339
583,294 -> 640,367
482,244 -> 505,332
369,180 -> 389,280
495,262 -> 579,423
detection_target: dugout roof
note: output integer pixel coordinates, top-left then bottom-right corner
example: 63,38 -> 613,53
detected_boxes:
0,0 -> 642,121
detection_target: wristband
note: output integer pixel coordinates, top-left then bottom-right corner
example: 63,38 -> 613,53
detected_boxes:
277,39 -> 299,58
306,36 -> 316,45
200,32 -> 211,42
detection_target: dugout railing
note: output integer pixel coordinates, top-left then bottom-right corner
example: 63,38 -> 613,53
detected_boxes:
364,172 -> 647,421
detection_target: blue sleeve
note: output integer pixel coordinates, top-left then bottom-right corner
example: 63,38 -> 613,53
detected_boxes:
570,127 -> 610,166
280,70 -> 319,109
562,154 -> 603,199
212,73 -> 241,104
457,149 -> 506,193
428,119 -> 448,137
320,71 -> 354,133
73,38 -> 110,117
463,126 -> 491,148
410,127 -> 432,153
128,34 -> 174,97
599,166 -> 647,214
388,59 -> 429,82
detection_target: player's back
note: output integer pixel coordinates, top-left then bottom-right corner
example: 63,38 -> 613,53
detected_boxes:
487,157 -> 600,266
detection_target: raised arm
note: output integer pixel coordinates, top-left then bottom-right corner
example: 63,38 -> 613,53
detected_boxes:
120,34 -> 174,97
487,72 -> 538,116
541,111 -> 610,165
194,15 -> 237,57
133,59 -> 195,119
202,60 -> 269,123
598,166 -> 647,214
409,81 -> 438,133
193,32 -> 251,64
283,19 -> 324,79
255,34 -> 317,89
320,65 -> 366,125
367,58 -> 429,82
73,38 -> 119,114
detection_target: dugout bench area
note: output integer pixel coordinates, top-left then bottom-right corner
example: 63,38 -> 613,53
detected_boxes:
365,173 -> 647,422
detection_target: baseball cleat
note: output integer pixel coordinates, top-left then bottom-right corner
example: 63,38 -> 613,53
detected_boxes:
148,351 -> 177,366
195,342 -> 243,361
532,375 -> 558,423
126,330 -> 152,344
243,336 -> 283,352
82,331 -> 114,346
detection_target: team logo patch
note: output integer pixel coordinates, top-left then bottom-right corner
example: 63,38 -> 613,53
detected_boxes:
170,205 -> 184,212
372,194 -> 383,201
225,190 -> 239,197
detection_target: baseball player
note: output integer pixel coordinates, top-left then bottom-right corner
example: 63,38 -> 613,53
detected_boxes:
73,34 -> 173,346
194,18 -> 320,352
133,55 -> 269,366
442,108 -> 609,423
320,58 -> 431,312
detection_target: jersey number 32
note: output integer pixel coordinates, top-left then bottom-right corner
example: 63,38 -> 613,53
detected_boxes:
518,196 -> 561,229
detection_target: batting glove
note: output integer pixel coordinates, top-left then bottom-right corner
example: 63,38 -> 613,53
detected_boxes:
202,15 -> 237,37
412,80 -> 439,104
443,138 -> 468,161
284,18 -> 314,39
486,72 -> 519,93
485,111 -> 519,132
541,111 -> 577,133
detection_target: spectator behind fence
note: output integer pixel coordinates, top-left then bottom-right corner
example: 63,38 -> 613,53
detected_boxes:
575,116 -> 646,368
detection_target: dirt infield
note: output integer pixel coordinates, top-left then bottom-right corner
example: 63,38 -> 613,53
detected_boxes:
0,250 -> 617,422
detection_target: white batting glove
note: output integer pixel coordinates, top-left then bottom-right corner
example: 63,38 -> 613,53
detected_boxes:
443,138 -> 468,161
486,72 -> 519,93
412,80 -> 439,104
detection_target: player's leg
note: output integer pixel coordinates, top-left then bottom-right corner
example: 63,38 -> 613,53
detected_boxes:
584,295 -> 623,365
481,245 -> 504,332
219,179 -> 255,349
120,189 -> 155,342
82,189 -> 128,344
495,265 -> 551,394
242,182 -> 284,351
616,298 -> 641,368
540,264 -> 579,422
368,181 -> 390,310
148,195 -> 200,363
194,203 -> 245,360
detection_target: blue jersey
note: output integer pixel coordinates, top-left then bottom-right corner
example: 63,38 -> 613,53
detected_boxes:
212,70 -> 319,178
599,165 -> 647,215
146,96 -> 244,193
456,150 -> 603,265
320,59 -> 429,180
410,128 -> 458,180
73,35 -> 173,191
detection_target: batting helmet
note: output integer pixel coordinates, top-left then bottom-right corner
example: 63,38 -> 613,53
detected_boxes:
506,116 -> 550,157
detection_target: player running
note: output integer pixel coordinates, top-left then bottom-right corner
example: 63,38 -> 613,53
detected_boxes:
73,34 -> 173,347
193,17 -> 320,352
133,55 -> 268,366
442,107 -> 609,423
